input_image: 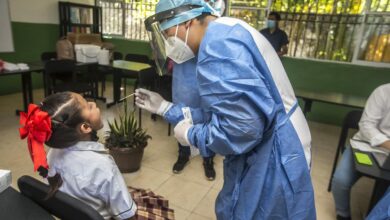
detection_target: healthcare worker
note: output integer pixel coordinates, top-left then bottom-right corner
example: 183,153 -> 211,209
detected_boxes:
136,0 -> 315,219
139,0 -> 225,180
169,0 -> 227,180
171,58 -> 217,179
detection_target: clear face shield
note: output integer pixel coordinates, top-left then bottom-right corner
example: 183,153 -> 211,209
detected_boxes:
147,23 -> 170,76
145,5 -> 203,76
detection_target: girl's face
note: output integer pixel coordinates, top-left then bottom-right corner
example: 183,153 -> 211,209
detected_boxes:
74,93 -> 103,131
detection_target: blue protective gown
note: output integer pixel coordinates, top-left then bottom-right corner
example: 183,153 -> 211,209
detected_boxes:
164,58 -> 214,157
366,187 -> 390,220
185,17 -> 316,219
172,59 -> 201,109
164,58 -> 204,125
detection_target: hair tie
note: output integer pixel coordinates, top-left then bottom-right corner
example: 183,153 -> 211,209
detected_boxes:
19,104 -> 52,177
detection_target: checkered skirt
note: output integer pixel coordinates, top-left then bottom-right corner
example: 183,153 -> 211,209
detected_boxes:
129,187 -> 175,220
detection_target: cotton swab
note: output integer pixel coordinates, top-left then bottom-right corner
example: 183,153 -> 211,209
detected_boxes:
119,93 -> 135,102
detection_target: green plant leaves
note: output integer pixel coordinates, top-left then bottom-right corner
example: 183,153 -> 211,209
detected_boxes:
105,110 -> 152,149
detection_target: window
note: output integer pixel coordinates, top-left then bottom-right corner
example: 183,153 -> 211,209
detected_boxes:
276,13 -> 363,62
96,0 -> 157,41
229,1 -> 269,30
98,0 -> 389,66
354,1 -> 390,65
123,0 -> 156,40
99,1 -> 124,36
229,0 -> 390,66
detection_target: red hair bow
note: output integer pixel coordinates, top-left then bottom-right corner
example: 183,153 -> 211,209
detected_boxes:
19,104 -> 52,177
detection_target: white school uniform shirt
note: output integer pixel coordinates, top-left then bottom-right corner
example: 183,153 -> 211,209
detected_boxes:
353,83 -> 390,147
47,141 -> 136,220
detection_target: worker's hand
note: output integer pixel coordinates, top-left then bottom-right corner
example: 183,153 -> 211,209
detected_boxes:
174,120 -> 193,146
380,140 -> 390,150
135,88 -> 172,116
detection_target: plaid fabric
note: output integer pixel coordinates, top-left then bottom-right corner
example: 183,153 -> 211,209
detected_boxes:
129,187 -> 175,220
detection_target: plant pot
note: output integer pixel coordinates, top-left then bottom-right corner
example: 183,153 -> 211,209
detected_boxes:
109,146 -> 145,173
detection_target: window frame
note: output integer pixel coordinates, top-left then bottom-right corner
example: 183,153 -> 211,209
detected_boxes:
227,0 -> 389,67
351,0 -> 390,68
97,0 -> 390,67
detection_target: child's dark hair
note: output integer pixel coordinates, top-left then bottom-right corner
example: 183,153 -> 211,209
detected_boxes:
39,92 -> 85,198
40,92 -> 84,149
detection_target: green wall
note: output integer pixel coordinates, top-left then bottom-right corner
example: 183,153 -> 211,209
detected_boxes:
1,22 -> 389,125
105,38 -> 151,58
0,22 -> 59,94
282,57 -> 390,125
283,58 -> 389,96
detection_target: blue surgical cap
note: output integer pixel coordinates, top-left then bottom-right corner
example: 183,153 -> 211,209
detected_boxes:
155,0 -> 218,30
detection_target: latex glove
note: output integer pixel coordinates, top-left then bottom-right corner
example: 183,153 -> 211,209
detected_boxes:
174,120 -> 193,146
135,88 -> 172,116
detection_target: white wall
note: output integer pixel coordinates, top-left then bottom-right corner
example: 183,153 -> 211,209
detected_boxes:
0,0 -> 14,52
9,0 -> 94,24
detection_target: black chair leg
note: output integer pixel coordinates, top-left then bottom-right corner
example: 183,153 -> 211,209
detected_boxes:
168,123 -> 171,136
91,82 -> 97,102
101,77 -> 106,97
328,110 -> 363,193
133,79 -> 139,107
328,144 -> 343,192
123,79 -> 127,97
138,108 -> 142,128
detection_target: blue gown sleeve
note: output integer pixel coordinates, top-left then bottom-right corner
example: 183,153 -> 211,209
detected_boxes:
163,103 -> 205,125
187,34 -> 276,156
164,102 -> 215,157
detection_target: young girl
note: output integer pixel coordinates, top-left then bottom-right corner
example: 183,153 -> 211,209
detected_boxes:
19,92 -> 136,219
19,92 -> 174,220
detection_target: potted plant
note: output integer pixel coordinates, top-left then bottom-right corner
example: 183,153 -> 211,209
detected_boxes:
105,110 -> 151,173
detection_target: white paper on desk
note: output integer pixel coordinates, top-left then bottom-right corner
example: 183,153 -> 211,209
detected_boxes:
0,169 -> 12,194
4,62 -> 18,71
3,62 -> 29,71
98,49 -> 110,65
350,139 -> 390,156
17,63 -> 29,70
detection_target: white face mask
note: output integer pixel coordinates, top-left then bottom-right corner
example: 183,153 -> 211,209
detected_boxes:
165,25 -> 195,64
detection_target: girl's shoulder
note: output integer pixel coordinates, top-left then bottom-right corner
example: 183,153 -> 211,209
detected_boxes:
49,142 -> 118,176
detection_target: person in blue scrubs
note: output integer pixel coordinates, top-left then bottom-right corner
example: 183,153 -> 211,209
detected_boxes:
167,0 -> 226,180
168,58 -> 216,180
136,0 -> 315,219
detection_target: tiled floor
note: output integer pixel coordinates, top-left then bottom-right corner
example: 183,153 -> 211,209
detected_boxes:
0,83 -> 373,220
